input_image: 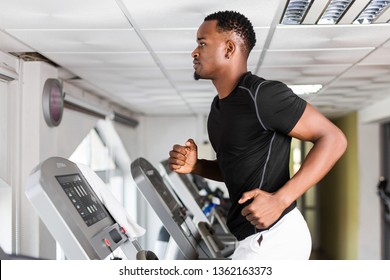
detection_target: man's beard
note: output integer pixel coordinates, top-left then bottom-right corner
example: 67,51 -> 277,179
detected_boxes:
193,71 -> 201,81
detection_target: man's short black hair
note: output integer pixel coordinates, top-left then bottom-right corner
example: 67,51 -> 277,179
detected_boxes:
205,11 -> 256,56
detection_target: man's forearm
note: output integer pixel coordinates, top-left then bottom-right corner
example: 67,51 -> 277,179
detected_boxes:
276,130 -> 347,208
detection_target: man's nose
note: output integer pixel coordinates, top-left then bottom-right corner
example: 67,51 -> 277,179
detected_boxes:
192,50 -> 199,58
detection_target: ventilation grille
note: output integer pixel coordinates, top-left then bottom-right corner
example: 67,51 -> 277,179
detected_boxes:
0,64 -> 17,81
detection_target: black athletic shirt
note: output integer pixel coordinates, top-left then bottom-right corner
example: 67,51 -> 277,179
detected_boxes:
207,72 -> 307,241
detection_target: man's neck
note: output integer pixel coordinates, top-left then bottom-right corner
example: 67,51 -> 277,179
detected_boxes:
213,68 -> 248,99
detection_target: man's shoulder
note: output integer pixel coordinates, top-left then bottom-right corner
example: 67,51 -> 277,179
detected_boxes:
240,72 -> 285,93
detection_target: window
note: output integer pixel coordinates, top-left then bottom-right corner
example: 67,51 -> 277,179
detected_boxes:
69,121 -> 135,213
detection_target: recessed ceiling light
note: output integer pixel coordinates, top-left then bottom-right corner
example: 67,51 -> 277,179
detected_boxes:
288,84 -> 323,95
281,0 -> 314,24
353,0 -> 390,24
281,0 -> 390,25
317,0 -> 354,24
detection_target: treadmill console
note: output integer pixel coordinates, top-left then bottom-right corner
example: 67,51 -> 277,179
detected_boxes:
25,157 -> 131,260
56,174 -> 108,227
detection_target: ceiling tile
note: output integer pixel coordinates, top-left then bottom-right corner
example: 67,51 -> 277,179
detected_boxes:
44,52 -> 156,69
262,48 -> 373,66
258,65 -> 351,85
270,25 -> 390,50
0,31 -> 33,52
121,0 -> 283,29
9,30 -> 146,52
359,45 -> 390,65
0,0 -> 129,29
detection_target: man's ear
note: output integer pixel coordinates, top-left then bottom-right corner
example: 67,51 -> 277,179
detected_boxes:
225,40 -> 236,59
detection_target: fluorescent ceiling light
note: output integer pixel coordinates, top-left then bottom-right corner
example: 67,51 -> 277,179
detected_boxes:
288,84 -> 323,95
281,0 -> 314,24
281,0 -> 390,25
317,0 -> 354,24
353,0 -> 390,24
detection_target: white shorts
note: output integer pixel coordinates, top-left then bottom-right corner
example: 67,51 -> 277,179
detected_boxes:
230,207 -> 312,260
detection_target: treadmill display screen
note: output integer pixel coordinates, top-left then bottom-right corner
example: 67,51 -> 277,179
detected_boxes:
56,174 -> 108,227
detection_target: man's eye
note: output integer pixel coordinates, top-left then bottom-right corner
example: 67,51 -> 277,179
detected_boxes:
199,43 -> 205,47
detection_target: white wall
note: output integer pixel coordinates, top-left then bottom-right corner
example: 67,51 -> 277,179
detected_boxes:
0,50 -> 18,183
0,81 -> 9,182
138,115 -> 198,253
357,121 -> 381,259
0,178 -> 12,253
58,109 -> 99,158
114,121 -> 140,162
358,94 -> 390,259
2,60 -> 101,259
142,116 -> 198,167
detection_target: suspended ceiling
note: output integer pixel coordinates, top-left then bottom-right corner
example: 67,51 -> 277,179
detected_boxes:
0,0 -> 390,118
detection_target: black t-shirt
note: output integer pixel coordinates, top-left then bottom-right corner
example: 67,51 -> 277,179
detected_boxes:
207,72 -> 307,240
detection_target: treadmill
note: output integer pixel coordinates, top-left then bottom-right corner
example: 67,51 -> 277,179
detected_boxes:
131,157 -> 234,259
25,157 -> 157,260
159,159 -> 232,235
